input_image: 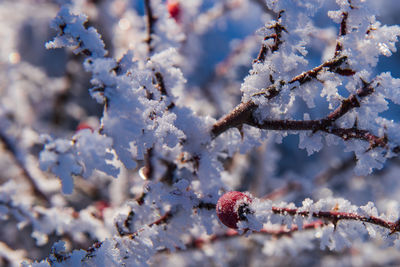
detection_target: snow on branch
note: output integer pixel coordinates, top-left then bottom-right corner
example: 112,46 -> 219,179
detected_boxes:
211,55 -> 354,138
45,6 -> 107,58
235,194 -> 400,250
39,130 -> 119,194
4,0 -> 400,265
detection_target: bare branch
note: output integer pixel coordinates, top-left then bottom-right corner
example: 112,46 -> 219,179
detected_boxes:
271,206 -> 398,233
335,11 -> 348,55
144,0 -> 157,54
248,119 -> 386,146
210,56 -> 390,152
254,11 -> 286,63
211,100 -> 257,138
211,56 -> 353,138
158,221 -> 326,253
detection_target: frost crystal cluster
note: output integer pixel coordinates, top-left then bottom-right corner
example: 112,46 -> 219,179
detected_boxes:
2,0 -> 400,266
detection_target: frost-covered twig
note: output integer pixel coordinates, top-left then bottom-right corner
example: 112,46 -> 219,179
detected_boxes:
217,193 -> 400,242
270,207 -> 398,233
211,57 -> 394,152
0,130 -> 49,204
247,117 -> 386,148
334,8 -> 350,55
255,10 -> 286,63
157,220 -> 326,253
9,0 -> 400,265
211,55 -> 353,137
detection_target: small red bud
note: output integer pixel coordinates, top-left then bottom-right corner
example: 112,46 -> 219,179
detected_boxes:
216,191 -> 253,229
167,0 -> 181,22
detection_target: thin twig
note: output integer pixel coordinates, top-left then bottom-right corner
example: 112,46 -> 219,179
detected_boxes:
210,57 -> 389,152
271,206 -> 399,233
0,130 -> 50,204
144,0 -> 157,54
246,79 -> 387,149
314,155 -> 356,185
211,56 -> 350,138
158,220 -> 326,253
335,11 -> 348,55
52,196 -> 400,264
160,200 -> 400,253
254,11 -> 286,63
261,182 -> 302,200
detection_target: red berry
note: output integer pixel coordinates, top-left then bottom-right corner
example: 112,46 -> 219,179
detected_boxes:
76,122 -> 93,132
216,191 -> 253,229
167,0 -> 181,22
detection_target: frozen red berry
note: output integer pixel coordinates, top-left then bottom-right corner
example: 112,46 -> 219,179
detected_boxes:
216,191 -> 253,229
76,122 -> 93,132
167,0 -> 181,22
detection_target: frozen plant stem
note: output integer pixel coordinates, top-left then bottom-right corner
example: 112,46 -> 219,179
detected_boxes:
255,10 -> 285,63
144,0 -> 156,54
14,0 -> 400,264
158,221 -> 327,253
211,56 -> 350,138
211,57 -> 389,151
80,199 -> 400,258
271,207 -> 400,234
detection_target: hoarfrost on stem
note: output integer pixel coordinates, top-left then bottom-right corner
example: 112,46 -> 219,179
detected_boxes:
2,0 -> 400,266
